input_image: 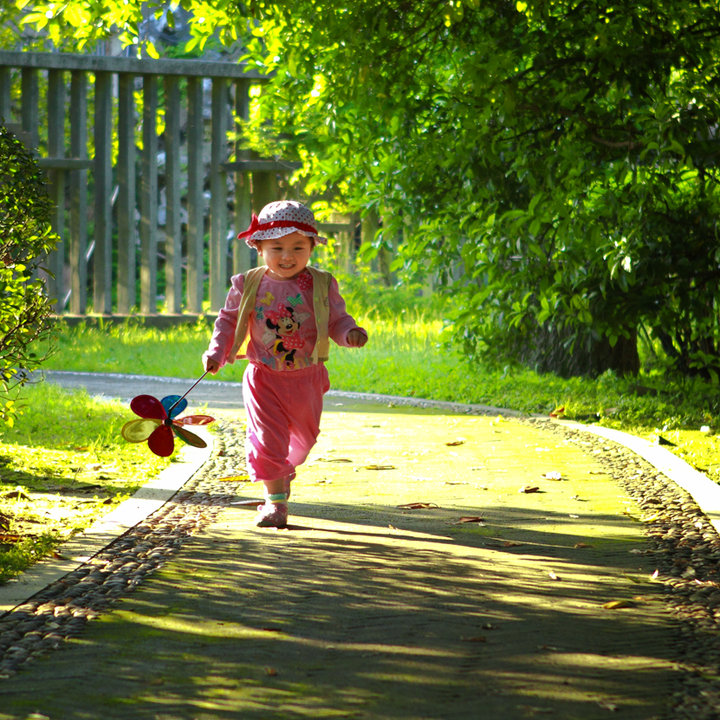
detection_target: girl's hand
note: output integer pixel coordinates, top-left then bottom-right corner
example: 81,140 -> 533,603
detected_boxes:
204,356 -> 221,374
347,329 -> 368,348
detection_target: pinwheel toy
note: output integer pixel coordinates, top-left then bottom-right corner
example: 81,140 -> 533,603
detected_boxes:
121,372 -> 215,457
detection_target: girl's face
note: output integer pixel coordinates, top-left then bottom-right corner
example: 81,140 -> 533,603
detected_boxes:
258,232 -> 313,280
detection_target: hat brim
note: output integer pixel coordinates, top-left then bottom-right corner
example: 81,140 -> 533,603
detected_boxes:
245,227 -> 328,249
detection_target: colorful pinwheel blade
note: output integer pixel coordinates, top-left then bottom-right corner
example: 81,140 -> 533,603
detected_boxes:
148,424 -> 175,457
130,394 -> 167,420
172,424 -> 208,449
161,395 -> 188,419
121,418 -> 162,443
174,414 -> 215,426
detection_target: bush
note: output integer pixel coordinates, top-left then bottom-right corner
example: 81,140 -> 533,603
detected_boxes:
0,124 -> 59,425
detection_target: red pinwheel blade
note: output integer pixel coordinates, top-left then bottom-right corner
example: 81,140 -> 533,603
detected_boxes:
172,424 -> 208,449
174,414 -> 215,426
130,394 -> 167,420
148,424 -> 175,457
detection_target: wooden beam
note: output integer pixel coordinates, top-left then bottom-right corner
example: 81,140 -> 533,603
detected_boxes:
0,50 -> 269,80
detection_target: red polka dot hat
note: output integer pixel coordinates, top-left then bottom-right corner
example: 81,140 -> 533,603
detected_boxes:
238,200 -> 328,248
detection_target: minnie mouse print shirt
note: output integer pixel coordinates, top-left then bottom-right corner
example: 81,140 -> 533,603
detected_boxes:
206,268 -> 366,372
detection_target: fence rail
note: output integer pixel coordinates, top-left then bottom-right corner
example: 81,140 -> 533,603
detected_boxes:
0,50 -> 323,319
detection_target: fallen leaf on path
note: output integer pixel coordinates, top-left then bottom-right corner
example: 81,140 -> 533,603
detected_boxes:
574,542 -> 592,548
597,701 -> 619,712
602,599 -> 635,609
0,533 -> 23,543
444,481 -> 469,485
455,516 -> 485,524
519,485 -> 540,493
2,489 -> 30,500
445,440 -> 465,446
324,457 -> 353,463
397,502 -> 439,510
364,464 -> 396,470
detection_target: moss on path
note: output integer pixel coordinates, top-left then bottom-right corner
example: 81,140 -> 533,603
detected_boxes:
0,403 -> 679,719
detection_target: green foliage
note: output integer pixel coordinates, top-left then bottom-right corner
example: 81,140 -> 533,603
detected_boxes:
0,124 -> 59,425
15,0 -> 720,378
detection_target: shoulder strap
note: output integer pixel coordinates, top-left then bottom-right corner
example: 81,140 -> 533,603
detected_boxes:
307,266 -> 332,363
228,266 -> 267,362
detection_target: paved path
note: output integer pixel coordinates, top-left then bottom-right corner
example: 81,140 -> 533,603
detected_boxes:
0,372 -> 689,719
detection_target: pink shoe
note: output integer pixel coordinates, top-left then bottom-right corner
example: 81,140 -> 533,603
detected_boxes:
255,502 -> 288,528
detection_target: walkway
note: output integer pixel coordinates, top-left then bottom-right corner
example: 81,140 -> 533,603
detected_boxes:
0,372 -> 708,719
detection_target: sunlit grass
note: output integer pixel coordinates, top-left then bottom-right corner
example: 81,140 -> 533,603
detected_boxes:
0,382 -> 170,582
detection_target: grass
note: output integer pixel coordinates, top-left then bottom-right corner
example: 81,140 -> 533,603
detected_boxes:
3,305 -> 720,582
0,382 -> 169,582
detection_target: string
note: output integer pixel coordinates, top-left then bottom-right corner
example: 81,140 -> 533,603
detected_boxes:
167,370 -> 209,415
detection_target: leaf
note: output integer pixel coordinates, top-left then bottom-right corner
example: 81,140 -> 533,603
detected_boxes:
364,464 -> 396,470
602,600 -> 635,609
0,532 -> 23,543
445,440 -> 465,446
519,485 -> 540,493
320,457 -> 353,463
574,542 -> 592,548
397,502 -> 439,509
455,516 -> 485,524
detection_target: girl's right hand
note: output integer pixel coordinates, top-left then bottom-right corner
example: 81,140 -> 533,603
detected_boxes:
204,356 -> 221,375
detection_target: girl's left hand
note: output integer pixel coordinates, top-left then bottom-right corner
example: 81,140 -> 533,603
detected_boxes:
347,329 -> 368,347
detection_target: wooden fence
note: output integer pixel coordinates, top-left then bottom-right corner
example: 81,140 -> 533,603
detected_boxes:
0,50 -> 356,320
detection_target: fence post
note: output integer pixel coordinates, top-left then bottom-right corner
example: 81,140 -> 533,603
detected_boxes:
117,73 -> 137,314
93,70 -> 112,314
46,68 -> 66,311
233,78 -> 252,274
69,70 -> 88,315
140,73 -> 158,315
164,75 -> 182,314
209,77 -> 229,311
186,76 -> 204,315
0,67 -> 9,121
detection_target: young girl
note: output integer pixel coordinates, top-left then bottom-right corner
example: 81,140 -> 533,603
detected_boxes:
203,200 -> 368,528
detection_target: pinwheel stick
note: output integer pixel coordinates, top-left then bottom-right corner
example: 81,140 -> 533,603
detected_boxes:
167,370 -> 209,415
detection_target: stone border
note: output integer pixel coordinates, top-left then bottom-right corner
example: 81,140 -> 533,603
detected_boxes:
0,430 -> 212,615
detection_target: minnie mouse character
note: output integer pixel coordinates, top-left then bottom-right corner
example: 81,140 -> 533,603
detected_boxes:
266,306 -> 304,368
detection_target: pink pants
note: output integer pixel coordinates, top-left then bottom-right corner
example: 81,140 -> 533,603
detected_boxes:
242,362 -> 330,484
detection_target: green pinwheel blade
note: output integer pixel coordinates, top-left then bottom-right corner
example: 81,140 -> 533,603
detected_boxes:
172,424 -> 208,448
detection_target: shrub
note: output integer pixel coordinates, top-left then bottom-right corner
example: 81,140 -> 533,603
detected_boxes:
0,123 -> 59,425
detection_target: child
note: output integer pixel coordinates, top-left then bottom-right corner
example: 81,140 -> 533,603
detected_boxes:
203,200 -> 368,528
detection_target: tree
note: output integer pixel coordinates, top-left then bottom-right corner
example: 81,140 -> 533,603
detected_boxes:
0,124 -> 59,424
236,0 -> 720,377
12,0 -> 720,377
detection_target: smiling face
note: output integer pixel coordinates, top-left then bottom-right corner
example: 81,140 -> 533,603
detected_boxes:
257,232 -> 313,280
